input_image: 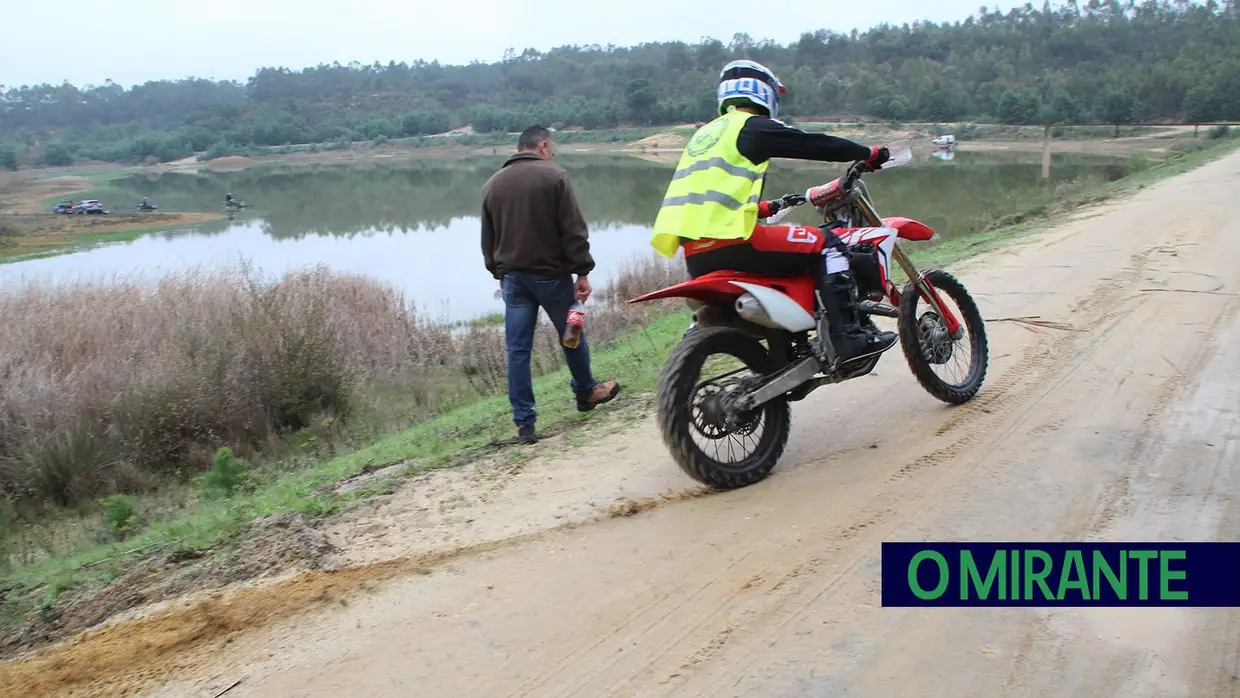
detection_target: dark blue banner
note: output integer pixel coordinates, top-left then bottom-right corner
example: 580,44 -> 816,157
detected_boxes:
881,542 -> 1240,607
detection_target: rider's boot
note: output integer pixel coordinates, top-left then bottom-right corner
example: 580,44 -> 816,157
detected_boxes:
814,271 -> 897,366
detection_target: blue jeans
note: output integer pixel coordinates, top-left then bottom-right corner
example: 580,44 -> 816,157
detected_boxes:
502,273 -> 598,426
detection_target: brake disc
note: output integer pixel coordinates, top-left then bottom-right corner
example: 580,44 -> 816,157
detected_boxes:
692,379 -> 760,439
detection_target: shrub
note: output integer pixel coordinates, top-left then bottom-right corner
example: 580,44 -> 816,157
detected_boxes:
0,264 -> 409,506
202,447 -> 251,500
101,494 -> 141,539
0,256 -> 679,509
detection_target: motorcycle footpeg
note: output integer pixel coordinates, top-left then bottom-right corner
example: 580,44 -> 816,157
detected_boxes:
857,300 -> 899,317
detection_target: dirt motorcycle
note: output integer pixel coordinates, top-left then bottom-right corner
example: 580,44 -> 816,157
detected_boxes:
628,140 -> 988,490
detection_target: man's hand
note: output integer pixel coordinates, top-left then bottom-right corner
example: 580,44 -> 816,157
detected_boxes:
574,275 -> 592,303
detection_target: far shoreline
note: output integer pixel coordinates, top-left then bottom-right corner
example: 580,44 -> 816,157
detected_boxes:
131,121 -> 1201,174
0,212 -> 227,263
0,122 -> 1198,183
0,121 -> 1209,265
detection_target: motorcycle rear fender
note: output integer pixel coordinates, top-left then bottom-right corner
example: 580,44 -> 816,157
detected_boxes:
628,272 -> 816,308
628,271 -> 817,333
627,273 -> 748,306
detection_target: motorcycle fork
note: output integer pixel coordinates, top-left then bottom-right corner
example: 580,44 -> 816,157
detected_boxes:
853,193 -> 964,339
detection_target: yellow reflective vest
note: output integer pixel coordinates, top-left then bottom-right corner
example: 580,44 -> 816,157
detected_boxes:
649,108 -> 768,259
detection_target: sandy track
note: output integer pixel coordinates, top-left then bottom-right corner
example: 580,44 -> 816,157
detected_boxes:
7,150 -> 1240,698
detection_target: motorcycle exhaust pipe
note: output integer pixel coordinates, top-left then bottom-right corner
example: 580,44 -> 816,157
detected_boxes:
735,293 -> 782,329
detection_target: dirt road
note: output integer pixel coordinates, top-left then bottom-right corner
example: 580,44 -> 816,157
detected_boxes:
8,149 -> 1240,697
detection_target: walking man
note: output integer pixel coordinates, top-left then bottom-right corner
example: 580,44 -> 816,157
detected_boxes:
481,125 -> 621,444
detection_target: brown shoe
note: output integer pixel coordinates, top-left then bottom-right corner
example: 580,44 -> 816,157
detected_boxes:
577,380 -> 621,412
516,423 -> 538,445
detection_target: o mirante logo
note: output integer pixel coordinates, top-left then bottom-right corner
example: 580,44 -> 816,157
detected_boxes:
881,542 -> 1240,607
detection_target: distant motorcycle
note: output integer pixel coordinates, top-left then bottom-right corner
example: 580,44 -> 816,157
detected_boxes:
225,199 -> 247,220
138,201 -> 158,212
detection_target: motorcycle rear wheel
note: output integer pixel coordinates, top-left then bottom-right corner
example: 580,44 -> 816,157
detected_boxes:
655,326 -> 791,490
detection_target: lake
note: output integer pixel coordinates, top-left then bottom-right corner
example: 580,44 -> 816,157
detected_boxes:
0,149 -> 1131,323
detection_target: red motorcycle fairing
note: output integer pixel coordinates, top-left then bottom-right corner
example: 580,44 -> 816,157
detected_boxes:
628,216 -> 936,320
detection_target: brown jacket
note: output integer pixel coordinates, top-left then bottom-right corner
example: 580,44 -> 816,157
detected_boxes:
480,152 -> 595,280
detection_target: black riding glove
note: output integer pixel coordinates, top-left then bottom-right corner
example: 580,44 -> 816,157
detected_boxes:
864,146 -> 891,171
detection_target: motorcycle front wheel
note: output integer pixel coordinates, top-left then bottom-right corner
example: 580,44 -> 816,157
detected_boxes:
655,326 -> 791,490
897,269 -> 989,404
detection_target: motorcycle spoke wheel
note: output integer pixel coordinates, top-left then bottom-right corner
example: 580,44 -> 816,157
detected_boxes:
656,327 -> 791,490
687,373 -> 765,465
897,270 -> 989,404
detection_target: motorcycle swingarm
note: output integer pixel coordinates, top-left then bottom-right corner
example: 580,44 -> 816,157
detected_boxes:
735,349 -> 886,408
734,357 -> 822,411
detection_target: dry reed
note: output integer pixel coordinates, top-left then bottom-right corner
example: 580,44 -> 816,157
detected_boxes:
0,254 -> 685,509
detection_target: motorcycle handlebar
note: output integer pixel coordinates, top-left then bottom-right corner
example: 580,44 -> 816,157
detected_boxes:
843,161 -> 870,188
775,141 -> 911,217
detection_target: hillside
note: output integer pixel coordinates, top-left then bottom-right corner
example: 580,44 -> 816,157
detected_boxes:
1,0 -> 1238,167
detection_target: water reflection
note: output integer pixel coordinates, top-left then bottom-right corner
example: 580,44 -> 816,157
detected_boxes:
0,150 -> 1129,322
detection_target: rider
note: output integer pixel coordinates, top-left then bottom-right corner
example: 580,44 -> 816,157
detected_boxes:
224,192 -> 234,205
650,60 -> 897,366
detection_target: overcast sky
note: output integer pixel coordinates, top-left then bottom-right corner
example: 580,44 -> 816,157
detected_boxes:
2,0 -> 1020,88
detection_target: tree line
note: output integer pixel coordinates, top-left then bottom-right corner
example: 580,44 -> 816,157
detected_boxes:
1,0 -> 1238,169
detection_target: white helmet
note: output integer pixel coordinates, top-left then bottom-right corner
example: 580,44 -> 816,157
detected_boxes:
717,60 -> 786,118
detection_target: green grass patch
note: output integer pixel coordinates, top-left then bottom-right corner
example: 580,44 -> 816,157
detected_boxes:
31,168 -> 130,181
451,311 -> 505,329
32,169 -> 135,208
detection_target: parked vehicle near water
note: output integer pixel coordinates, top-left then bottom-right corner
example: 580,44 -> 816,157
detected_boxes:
74,200 -> 108,214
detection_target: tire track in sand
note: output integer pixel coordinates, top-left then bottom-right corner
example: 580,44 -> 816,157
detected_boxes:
509,231 -> 1161,697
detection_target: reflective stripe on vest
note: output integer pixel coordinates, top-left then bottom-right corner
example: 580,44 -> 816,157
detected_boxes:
649,109 -> 768,259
